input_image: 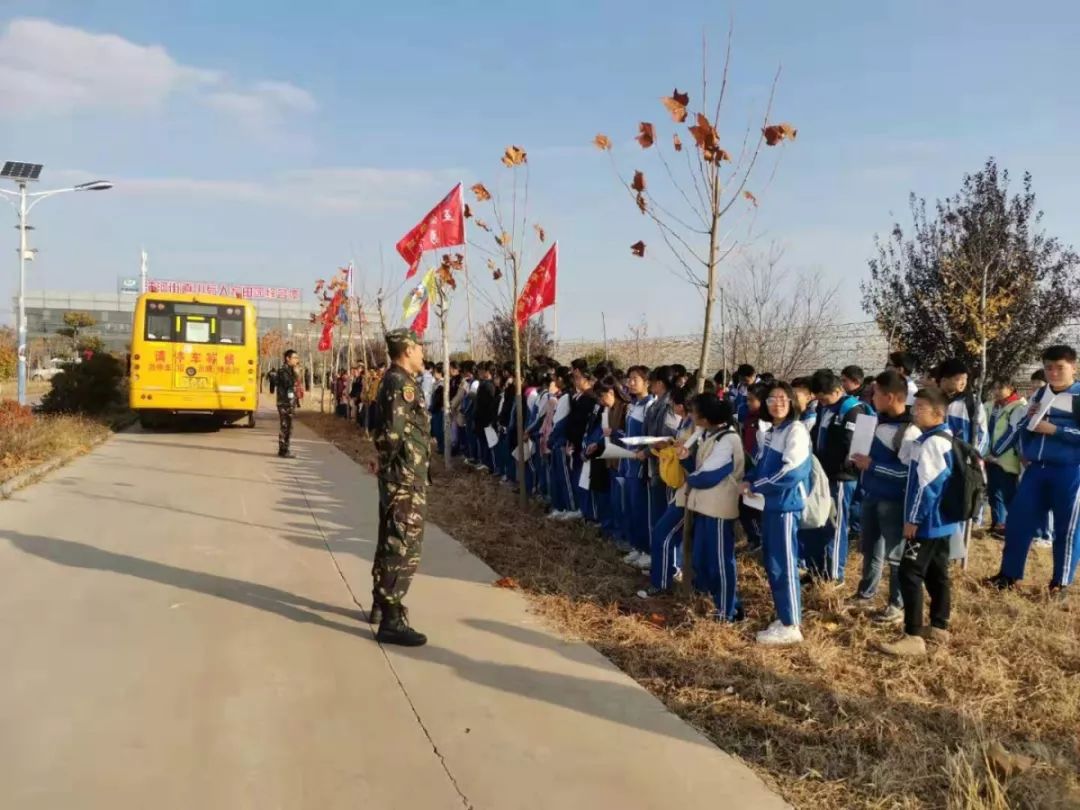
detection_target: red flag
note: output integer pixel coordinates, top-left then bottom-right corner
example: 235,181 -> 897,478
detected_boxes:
318,322 -> 333,352
515,242 -> 558,327
410,299 -> 430,337
396,183 -> 465,279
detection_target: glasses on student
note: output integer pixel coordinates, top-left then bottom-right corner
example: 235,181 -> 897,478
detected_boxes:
766,396 -> 790,405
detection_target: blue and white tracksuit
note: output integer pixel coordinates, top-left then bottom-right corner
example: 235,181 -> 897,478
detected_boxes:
645,393 -> 681,542
619,394 -> 655,552
905,424 -> 960,540
1002,382 -> 1080,587
685,428 -> 742,621
649,417 -> 696,591
946,393 -> 990,559
547,393 -> 576,513
749,419 -> 813,627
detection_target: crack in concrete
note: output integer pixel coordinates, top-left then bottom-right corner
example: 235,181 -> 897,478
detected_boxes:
294,473 -> 474,810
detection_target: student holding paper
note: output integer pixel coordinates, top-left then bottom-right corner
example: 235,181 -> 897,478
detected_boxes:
741,381 -> 813,646
989,345 -> 1080,594
566,369 -> 596,522
678,394 -> 745,620
621,366 -> 656,567
640,386 -> 697,597
850,370 -> 921,623
545,367 -> 577,519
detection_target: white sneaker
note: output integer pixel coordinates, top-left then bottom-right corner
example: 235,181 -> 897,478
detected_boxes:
560,510 -> 583,521
756,623 -> 803,646
623,550 -> 644,565
547,510 -> 567,520
634,554 -> 652,570
1034,537 -> 1053,549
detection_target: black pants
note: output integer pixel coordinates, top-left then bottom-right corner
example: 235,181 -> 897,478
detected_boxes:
898,537 -> 951,636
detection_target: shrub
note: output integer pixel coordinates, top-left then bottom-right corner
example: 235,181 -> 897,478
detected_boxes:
41,353 -> 124,415
0,399 -> 34,433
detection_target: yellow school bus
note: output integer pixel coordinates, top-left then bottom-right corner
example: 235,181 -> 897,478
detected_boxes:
129,292 -> 259,428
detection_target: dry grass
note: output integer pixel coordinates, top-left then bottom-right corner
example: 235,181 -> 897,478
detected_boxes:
303,412 -> 1080,810
0,402 -> 111,484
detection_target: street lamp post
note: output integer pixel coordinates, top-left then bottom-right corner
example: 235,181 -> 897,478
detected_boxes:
0,162 -> 112,405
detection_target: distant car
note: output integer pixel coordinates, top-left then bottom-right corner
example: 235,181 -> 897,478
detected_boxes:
30,358 -> 69,382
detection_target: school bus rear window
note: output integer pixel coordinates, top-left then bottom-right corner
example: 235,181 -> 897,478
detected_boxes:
143,301 -> 246,345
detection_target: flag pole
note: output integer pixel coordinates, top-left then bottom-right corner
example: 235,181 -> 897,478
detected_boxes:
460,182 -> 476,359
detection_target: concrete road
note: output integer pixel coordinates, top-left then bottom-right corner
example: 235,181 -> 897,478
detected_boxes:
0,410 -> 788,810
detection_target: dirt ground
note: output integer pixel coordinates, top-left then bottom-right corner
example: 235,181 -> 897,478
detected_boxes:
303,412 -> 1080,810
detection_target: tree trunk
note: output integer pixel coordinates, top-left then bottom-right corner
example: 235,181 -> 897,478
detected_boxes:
695,179 -> 722,394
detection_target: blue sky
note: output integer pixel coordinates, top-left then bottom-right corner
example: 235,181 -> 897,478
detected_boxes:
2,0 -> 1078,341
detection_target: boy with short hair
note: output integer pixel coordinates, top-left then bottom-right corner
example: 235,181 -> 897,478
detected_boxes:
791,377 -> 818,431
879,387 -> 956,657
887,351 -> 919,406
850,370 -> 921,623
988,345 -> 1080,594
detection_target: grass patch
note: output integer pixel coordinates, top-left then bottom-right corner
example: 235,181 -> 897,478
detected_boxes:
302,412 -> 1080,810
0,400 -> 116,485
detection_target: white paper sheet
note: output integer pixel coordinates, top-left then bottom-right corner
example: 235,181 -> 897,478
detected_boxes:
680,427 -> 705,449
848,413 -> 879,459
620,435 -> 672,447
1028,392 -> 1070,431
741,492 -> 766,510
485,426 -> 499,448
578,459 -> 591,489
513,440 -> 534,462
601,409 -> 609,431
599,442 -> 638,460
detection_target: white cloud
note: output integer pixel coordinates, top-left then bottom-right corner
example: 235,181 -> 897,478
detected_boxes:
0,18 -> 316,124
88,167 -> 465,214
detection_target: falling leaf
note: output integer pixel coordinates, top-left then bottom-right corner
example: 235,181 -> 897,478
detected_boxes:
471,183 -> 492,202
689,112 -> 719,151
636,122 -> 655,149
636,193 -> 647,214
631,170 -> 646,192
631,240 -> 646,257
534,223 -> 546,242
673,133 -> 683,152
762,122 -> 798,146
660,88 -> 690,123
474,218 -> 492,232
593,133 -> 612,151
464,203 -> 473,219
493,576 -> 520,589
743,190 -> 758,207
501,145 -> 528,167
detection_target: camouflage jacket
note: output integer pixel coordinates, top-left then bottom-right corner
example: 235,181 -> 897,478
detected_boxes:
374,364 -> 431,485
276,366 -> 299,408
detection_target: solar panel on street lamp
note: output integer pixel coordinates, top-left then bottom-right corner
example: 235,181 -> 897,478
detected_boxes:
1,162 -> 43,182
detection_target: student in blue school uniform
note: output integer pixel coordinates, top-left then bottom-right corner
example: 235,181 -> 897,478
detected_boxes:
638,385 -> 696,598
741,381 -> 813,646
983,378 -> 1028,537
644,366 -> 681,540
988,344 -> 1080,596
803,368 -> 871,583
791,377 -> 818,432
566,368 -> 596,522
528,370 -> 557,501
620,366 -> 656,568
546,367 -> 577,518
583,378 -> 620,540
733,363 -> 759,424
850,369 -> 921,625
681,393 -> 746,621
878,386 -> 957,657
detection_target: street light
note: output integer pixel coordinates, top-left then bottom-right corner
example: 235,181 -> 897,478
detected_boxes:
0,162 -> 113,405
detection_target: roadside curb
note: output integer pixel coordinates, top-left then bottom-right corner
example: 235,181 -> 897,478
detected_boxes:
0,431 -> 114,500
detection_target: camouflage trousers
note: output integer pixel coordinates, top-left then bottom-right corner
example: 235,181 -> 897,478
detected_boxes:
277,405 -> 294,452
373,478 -> 427,606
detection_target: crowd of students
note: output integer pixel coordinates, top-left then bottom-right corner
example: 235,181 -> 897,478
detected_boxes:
335,344 -> 1080,655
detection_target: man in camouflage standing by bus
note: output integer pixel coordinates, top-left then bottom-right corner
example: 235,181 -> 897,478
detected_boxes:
370,328 -> 431,647
275,349 -> 301,458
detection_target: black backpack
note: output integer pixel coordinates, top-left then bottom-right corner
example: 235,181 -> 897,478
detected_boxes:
940,436 -> 986,523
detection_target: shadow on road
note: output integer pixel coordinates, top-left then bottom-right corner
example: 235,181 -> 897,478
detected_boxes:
1,531 -> 369,638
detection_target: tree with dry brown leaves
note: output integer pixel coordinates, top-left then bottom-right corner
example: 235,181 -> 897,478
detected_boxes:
596,28 -> 795,390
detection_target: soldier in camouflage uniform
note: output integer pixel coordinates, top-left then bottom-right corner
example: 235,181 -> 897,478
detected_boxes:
276,350 -> 301,458
370,328 -> 431,647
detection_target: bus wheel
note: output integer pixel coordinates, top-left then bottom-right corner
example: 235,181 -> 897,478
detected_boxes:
139,414 -> 155,431
246,412 -> 256,429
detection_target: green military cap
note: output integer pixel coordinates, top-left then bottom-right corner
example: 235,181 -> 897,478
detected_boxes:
385,328 -> 421,353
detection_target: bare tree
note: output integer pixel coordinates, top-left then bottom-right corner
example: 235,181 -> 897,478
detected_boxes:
596,27 -> 796,391
723,247 -> 839,378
